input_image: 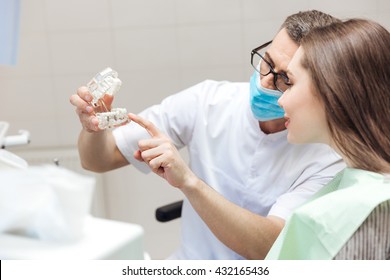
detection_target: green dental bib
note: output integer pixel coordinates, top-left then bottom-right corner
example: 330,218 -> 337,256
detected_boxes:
266,168 -> 390,259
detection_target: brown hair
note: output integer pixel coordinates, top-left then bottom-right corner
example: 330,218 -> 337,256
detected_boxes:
281,10 -> 341,44
301,19 -> 390,173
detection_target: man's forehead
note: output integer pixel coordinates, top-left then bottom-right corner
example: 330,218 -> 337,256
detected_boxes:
287,46 -> 304,74
267,28 -> 299,71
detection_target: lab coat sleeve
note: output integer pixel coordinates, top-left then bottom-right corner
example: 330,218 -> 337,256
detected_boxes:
268,146 -> 346,220
112,81 -> 206,173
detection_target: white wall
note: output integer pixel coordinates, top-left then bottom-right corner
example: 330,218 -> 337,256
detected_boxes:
1,0 -> 389,259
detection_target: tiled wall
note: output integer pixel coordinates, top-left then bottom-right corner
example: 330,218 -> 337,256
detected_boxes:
1,0 -> 389,259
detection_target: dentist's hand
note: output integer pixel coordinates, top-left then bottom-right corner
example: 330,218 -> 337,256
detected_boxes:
69,86 -> 114,132
129,113 -> 198,190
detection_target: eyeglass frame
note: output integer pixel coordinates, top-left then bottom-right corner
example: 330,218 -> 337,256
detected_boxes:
251,40 -> 290,93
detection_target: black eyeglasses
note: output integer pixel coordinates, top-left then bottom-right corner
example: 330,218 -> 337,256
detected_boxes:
251,41 -> 290,93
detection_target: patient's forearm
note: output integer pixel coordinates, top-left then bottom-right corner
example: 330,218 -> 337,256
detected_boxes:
182,179 -> 284,260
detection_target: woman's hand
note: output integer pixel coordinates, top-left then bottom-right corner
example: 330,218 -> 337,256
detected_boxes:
128,113 -> 198,190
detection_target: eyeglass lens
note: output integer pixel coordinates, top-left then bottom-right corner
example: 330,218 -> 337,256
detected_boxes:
253,52 -> 289,92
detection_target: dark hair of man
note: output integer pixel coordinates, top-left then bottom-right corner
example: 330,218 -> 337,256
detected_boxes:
281,10 -> 341,44
301,19 -> 390,173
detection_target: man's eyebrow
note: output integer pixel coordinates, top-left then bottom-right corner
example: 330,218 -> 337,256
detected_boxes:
265,51 -> 287,74
264,51 -> 275,66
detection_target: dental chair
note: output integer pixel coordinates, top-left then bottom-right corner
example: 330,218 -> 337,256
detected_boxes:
333,200 -> 390,260
0,121 -> 30,169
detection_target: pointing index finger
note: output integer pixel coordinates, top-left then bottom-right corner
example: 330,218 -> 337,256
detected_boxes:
128,113 -> 162,138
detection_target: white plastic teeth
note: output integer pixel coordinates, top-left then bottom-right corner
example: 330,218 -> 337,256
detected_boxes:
87,67 -> 122,107
96,108 -> 129,129
87,67 -> 129,130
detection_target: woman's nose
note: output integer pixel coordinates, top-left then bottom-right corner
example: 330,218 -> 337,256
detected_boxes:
277,93 -> 285,108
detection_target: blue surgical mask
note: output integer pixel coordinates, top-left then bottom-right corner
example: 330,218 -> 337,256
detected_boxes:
249,71 -> 285,121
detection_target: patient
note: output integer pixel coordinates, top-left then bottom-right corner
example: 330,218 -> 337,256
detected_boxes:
265,18 -> 390,259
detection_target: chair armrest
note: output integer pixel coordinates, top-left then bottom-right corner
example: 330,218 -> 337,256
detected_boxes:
155,200 -> 183,222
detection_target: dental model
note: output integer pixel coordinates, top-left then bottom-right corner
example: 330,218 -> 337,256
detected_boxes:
87,67 -> 129,129
96,108 -> 129,130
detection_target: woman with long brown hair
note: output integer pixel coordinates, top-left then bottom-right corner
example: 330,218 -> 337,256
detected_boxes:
267,18 -> 390,259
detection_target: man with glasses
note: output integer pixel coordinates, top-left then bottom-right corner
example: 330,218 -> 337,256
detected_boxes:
70,10 -> 345,259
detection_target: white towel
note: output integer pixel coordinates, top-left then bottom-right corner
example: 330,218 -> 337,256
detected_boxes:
0,165 -> 95,241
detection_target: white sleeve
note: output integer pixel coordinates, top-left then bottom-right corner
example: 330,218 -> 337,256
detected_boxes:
112,81 -> 206,173
112,117 -> 151,173
268,147 -> 346,220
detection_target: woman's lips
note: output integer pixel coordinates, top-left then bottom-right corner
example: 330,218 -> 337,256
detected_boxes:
284,117 -> 290,128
